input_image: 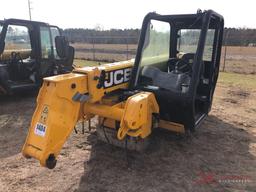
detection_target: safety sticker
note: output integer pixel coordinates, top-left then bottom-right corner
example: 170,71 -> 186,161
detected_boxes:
39,105 -> 49,124
34,122 -> 47,137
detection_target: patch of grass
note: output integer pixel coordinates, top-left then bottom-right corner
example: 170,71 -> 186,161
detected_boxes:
74,59 -> 107,67
218,72 -> 256,89
72,43 -> 137,51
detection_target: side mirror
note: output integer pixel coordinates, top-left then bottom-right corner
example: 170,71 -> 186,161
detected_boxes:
55,36 -> 69,58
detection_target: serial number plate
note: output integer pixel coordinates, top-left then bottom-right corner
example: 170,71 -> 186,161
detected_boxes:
34,123 -> 47,137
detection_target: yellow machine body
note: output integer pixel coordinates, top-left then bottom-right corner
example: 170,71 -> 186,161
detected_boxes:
22,60 -> 184,168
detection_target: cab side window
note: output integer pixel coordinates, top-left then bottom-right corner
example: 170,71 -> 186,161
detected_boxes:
4,25 -> 31,59
50,27 -> 61,59
40,26 -> 52,59
177,29 -> 215,61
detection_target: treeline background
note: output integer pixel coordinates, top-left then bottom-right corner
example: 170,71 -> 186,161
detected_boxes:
63,29 -> 140,44
63,28 -> 256,46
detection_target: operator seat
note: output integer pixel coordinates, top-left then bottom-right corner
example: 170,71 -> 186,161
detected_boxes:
141,66 -> 190,93
139,53 -> 196,130
140,65 -> 194,130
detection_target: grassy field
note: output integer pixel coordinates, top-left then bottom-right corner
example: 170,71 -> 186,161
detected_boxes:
74,59 -> 256,88
72,44 -> 256,74
74,59 -> 107,67
74,58 -> 256,90
72,43 -> 137,62
72,43 -> 136,62
220,46 -> 256,74
218,72 -> 256,89
72,43 -> 137,51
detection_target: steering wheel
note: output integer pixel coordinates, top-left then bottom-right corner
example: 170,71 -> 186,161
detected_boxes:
174,53 -> 195,74
167,58 -> 180,72
10,52 -> 23,72
173,59 -> 192,74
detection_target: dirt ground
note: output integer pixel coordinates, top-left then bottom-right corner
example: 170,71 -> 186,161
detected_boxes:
0,77 -> 256,192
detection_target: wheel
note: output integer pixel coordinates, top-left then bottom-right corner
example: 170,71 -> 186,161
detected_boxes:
46,154 -> 57,169
96,124 -> 150,152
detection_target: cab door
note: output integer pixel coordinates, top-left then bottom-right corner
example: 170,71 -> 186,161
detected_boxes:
49,26 -> 61,60
39,26 -> 54,77
50,25 -> 74,73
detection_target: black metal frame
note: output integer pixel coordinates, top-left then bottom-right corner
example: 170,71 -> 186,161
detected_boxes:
129,10 -> 224,130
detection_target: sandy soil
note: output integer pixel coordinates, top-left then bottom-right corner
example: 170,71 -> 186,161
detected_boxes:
0,82 -> 256,192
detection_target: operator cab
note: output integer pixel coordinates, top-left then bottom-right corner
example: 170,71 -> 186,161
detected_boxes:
0,19 -> 74,95
130,10 -> 224,131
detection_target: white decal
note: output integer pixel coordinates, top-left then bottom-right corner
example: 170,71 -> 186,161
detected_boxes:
114,70 -> 123,84
104,68 -> 132,88
124,68 -> 131,82
34,123 -> 47,137
104,71 -> 113,88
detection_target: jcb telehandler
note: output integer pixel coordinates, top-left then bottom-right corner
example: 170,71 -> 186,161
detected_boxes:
22,10 -> 224,169
0,19 -> 74,95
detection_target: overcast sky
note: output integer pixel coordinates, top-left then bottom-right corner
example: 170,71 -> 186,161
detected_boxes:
0,0 -> 255,29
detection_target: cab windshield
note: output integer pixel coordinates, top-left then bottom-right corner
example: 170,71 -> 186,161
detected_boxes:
140,20 -> 171,67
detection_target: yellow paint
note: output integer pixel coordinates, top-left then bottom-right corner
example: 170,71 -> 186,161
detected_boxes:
22,60 -> 134,167
22,73 -> 87,167
159,120 -> 185,133
22,59 -> 184,168
118,92 -> 159,139
39,105 -> 49,124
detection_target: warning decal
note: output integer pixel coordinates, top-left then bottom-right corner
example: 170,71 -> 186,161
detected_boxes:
34,123 -> 47,137
39,105 -> 49,124
34,105 -> 49,137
